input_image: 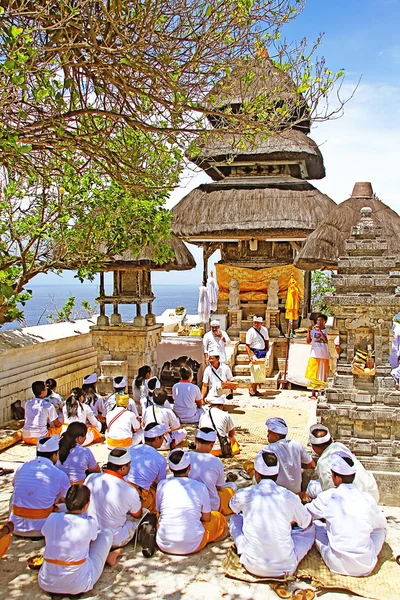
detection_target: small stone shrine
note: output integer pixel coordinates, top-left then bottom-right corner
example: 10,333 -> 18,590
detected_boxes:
320,206 -> 400,504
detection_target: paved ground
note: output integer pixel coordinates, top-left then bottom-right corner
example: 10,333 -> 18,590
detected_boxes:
0,388 -> 397,600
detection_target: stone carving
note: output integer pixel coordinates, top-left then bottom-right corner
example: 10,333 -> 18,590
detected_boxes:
228,278 -> 240,311
344,316 -> 384,330
267,277 -> 279,310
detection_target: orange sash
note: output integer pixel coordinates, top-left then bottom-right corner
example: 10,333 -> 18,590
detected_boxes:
12,505 -> 54,519
44,557 -> 86,566
106,436 -> 132,448
70,479 -> 85,486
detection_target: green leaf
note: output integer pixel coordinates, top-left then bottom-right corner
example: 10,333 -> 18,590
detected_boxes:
11,25 -> 23,38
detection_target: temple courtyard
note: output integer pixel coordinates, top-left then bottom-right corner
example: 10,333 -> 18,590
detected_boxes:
0,388 -> 399,600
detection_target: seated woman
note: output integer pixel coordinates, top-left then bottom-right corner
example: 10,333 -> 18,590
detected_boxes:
45,378 -> 64,421
62,388 -> 102,446
132,365 -> 152,415
38,484 -> 116,597
58,423 -> 101,484
199,395 -> 240,457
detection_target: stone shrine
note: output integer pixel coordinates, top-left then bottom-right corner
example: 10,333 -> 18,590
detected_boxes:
319,206 -> 400,504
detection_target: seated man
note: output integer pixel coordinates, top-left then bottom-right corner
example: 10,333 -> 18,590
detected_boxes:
202,353 -> 234,403
125,423 -> 168,512
229,451 -> 315,578
172,366 -> 204,424
156,449 -> 228,555
105,393 -> 142,449
22,380 -> 63,444
263,417 -> 315,494
143,387 -> 187,450
189,428 -> 237,515
10,435 -> 70,538
38,484 -> 114,597
307,424 -> 379,501
103,376 -> 140,416
307,451 -> 387,577
199,395 -> 240,457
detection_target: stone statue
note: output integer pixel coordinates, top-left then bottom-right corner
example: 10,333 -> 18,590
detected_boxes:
228,278 -> 240,311
267,277 -> 279,310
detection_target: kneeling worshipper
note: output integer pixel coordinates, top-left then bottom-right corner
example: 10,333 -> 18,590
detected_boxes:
0,522 -> 14,560
202,353 -> 235,403
229,450 -> 315,578
307,424 -> 379,502
156,449 -> 228,555
307,451 -> 387,577
124,423 -> 168,512
106,392 -> 142,449
245,316 -> 269,397
58,422 -> 100,484
199,395 -> 240,457
22,380 -> 63,445
62,388 -> 102,445
10,435 -> 70,538
143,387 -> 187,450
172,366 -> 204,424
38,484 -> 114,597
85,449 -> 157,557
189,428 -> 237,515
305,314 -> 330,397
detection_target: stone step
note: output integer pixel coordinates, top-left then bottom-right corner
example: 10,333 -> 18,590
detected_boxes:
232,371 -> 280,389
238,343 -> 247,352
232,364 -> 251,375
235,353 -> 250,365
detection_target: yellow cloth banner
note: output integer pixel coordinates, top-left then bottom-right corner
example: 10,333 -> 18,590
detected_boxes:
285,275 -> 301,320
216,264 -> 304,302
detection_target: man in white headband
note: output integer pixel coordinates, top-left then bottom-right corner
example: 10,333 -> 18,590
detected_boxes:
307,452 -> 387,577
172,365 -> 204,424
142,387 -> 187,451
306,424 -> 379,502
125,422 -> 168,513
203,319 -> 231,364
245,316 -> 269,397
199,394 -> 240,457
229,450 -> 314,578
189,427 -> 237,515
22,380 -> 63,445
83,373 -> 97,385
10,435 -> 70,538
156,449 -> 228,555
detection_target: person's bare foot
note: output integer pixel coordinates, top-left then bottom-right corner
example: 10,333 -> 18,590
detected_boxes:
106,548 -> 123,566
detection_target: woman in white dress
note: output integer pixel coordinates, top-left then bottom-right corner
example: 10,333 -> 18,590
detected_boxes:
62,388 -> 102,446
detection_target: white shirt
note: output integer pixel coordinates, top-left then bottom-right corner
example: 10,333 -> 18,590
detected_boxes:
106,407 -> 140,441
47,392 -> 63,412
202,330 -> 231,363
229,479 -> 311,577
245,326 -> 269,350
309,328 -> 330,359
307,484 -> 387,576
23,397 -> 58,438
62,403 -> 101,431
10,457 -> 70,533
124,444 -> 167,490
264,439 -> 312,494
172,381 -> 203,422
317,442 -> 379,502
143,404 -> 181,431
39,513 -> 99,595
58,445 -> 98,483
85,472 -> 141,535
189,452 -> 225,511
199,407 -> 234,452
202,363 -> 233,399
156,477 -> 211,555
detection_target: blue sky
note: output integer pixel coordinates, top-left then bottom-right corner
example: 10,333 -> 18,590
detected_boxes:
32,0 -> 400,288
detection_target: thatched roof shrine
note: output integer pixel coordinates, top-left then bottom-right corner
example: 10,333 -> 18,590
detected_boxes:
294,182 -> 400,270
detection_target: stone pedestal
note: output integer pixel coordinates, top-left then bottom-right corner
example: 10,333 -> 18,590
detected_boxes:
265,308 -> 280,337
98,360 -> 128,395
91,323 -> 163,390
227,309 -> 242,337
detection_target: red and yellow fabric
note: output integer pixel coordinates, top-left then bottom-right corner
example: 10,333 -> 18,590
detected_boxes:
12,505 -> 54,520
70,479 -> 85,486
216,264 -> 304,302
305,357 -> 329,390
194,511 -> 228,553
0,525 -> 12,559
129,483 -> 157,513
218,487 -> 235,515
210,437 -> 240,457
44,557 -> 86,566
106,436 -> 132,448
285,275 -> 300,321
23,425 -> 63,445
22,436 -> 39,445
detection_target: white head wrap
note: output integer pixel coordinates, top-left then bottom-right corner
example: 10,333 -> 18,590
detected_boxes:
209,394 -> 226,405
331,451 -> 357,475
210,320 -> 220,327
309,424 -> 331,445
266,417 -> 288,435
168,449 -> 191,471
107,449 -> 131,466
113,376 -> 127,389
196,429 -> 217,443
37,434 -> 59,453
147,376 -> 161,390
254,450 -> 279,476
83,373 -> 97,385
253,316 -> 263,323
144,423 -> 168,438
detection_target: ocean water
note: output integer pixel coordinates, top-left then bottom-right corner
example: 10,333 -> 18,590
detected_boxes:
3,284 -> 200,330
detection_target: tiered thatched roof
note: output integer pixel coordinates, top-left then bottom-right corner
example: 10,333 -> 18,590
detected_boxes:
172,180 -> 335,239
295,182 -> 400,270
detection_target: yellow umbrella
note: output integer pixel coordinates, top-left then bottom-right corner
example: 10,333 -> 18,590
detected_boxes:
285,275 -> 300,321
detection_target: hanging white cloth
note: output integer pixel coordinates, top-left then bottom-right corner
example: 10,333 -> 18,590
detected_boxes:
198,285 -> 210,324
206,275 -> 218,312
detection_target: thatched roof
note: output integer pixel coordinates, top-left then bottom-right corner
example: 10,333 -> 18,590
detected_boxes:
294,182 -> 400,270
188,129 -> 324,180
172,180 -> 335,239
99,233 -> 196,271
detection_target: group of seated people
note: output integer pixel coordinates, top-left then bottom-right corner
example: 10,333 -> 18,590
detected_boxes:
0,365 -> 387,597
